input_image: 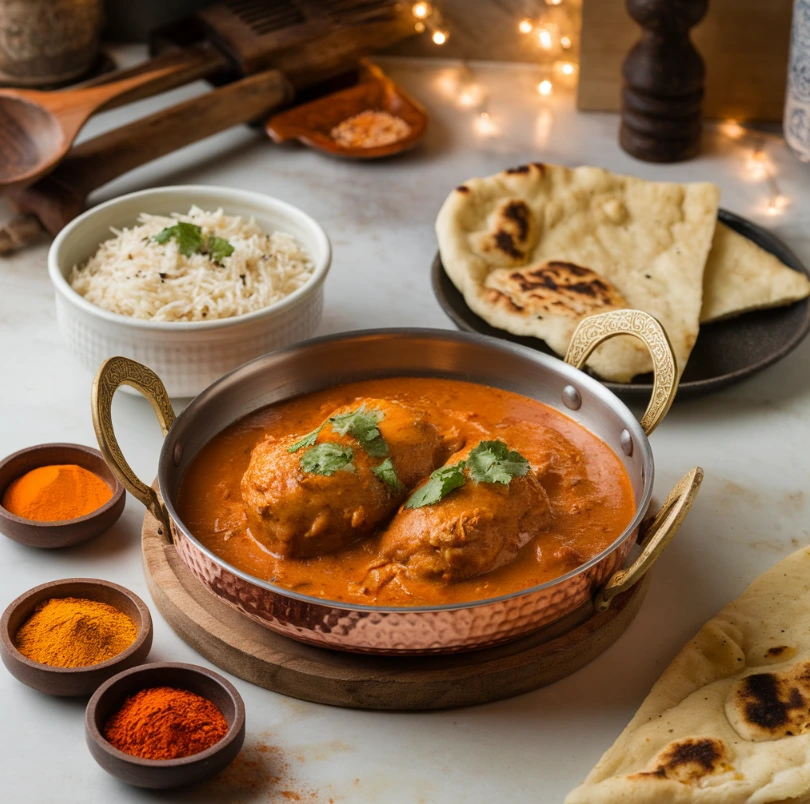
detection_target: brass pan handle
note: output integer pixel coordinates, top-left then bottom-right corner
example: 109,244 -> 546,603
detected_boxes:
564,309 -> 678,436
594,466 -> 703,612
91,356 -> 176,534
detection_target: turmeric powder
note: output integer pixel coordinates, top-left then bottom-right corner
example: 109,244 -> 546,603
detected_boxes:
2,464 -> 112,521
15,597 -> 138,668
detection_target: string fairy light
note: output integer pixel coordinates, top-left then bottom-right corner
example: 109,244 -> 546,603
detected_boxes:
412,0 -> 581,138
412,2 -> 430,19
718,124 -> 791,217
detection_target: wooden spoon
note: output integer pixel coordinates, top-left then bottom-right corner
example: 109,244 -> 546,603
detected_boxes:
0,44 -> 226,192
3,69 -> 294,244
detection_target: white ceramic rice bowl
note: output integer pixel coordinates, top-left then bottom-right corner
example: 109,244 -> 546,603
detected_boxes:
48,185 -> 331,398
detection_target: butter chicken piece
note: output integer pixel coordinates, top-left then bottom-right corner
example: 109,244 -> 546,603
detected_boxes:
241,398 -> 453,559
373,447 -> 552,585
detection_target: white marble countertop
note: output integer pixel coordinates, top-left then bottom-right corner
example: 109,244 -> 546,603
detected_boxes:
1,54 -> 810,804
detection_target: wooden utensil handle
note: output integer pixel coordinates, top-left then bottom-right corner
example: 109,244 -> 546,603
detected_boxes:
11,70 -> 293,236
58,45 -> 228,118
68,44 -> 230,111
70,70 -> 292,188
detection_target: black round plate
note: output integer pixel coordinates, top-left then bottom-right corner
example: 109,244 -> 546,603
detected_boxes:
432,209 -> 810,398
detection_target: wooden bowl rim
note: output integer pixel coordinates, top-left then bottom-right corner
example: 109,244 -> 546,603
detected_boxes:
0,443 -> 125,527
1,577 -> 152,675
85,662 -> 246,768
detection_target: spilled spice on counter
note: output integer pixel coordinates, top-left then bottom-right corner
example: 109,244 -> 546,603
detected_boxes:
104,686 -> 229,760
15,597 -> 137,668
330,110 -> 411,148
205,734 -> 329,802
2,464 -> 112,521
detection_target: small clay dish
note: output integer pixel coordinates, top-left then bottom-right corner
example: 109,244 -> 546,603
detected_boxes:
86,662 -> 246,789
265,62 -> 428,159
0,443 -> 125,547
0,578 -> 153,696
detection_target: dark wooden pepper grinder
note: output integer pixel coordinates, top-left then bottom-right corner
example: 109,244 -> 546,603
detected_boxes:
620,0 -> 708,163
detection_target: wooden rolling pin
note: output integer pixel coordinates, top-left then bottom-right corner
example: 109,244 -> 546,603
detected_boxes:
1,70 -> 293,251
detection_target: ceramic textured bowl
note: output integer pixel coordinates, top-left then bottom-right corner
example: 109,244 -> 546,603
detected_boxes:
0,578 -> 153,696
85,662 -> 246,789
48,185 -> 332,398
0,443 -> 125,548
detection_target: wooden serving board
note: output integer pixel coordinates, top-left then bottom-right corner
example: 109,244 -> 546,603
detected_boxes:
142,509 -> 650,710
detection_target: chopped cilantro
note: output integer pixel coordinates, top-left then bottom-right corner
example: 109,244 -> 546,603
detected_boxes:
205,235 -> 235,263
153,222 -> 203,257
467,440 -> 529,485
153,222 -> 234,262
405,461 -> 467,509
288,424 -> 325,453
328,405 -> 388,457
300,442 -> 355,476
372,458 -> 403,492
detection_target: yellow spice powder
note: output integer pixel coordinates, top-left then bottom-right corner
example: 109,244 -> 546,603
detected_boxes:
15,597 -> 138,668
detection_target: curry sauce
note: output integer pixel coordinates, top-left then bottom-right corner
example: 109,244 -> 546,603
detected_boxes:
176,378 -> 635,606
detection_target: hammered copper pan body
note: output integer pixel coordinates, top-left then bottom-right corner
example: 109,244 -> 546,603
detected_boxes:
93,313 -> 701,655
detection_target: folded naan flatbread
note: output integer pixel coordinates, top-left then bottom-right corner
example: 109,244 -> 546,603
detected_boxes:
701,222 -> 810,323
436,163 -> 720,382
565,546 -> 810,804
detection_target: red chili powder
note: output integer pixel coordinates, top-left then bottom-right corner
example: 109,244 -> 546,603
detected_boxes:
103,686 -> 229,760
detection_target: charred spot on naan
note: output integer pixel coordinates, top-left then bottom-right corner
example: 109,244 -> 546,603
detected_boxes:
480,288 -> 525,314
632,738 -> 731,784
471,198 -> 536,265
726,663 -> 810,741
504,162 -> 546,176
483,261 -> 627,320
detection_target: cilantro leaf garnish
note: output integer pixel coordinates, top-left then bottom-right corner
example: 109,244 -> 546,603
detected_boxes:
329,405 -> 389,457
205,235 -> 235,263
300,442 -> 355,476
288,424 -> 325,453
372,458 -> 403,492
153,222 -> 203,257
405,461 -> 467,509
467,440 -> 530,485
153,222 -> 234,262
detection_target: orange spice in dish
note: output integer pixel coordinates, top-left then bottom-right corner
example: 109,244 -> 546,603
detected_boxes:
2,464 -> 112,521
15,597 -> 137,668
104,687 -> 229,760
330,110 -> 412,148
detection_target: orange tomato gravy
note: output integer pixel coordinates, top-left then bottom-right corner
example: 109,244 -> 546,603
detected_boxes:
176,378 -> 635,606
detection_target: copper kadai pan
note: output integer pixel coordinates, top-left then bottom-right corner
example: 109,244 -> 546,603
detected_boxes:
92,310 -> 703,655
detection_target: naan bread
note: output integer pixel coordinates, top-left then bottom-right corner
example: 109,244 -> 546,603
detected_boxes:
565,546 -> 810,804
701,222 -> 810,323
436,163 -> 720,382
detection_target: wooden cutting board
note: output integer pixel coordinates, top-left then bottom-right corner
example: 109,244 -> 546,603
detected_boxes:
142,509 -> 651,710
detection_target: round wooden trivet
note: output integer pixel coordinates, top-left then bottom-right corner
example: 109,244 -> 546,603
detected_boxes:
142,509 -> 650,710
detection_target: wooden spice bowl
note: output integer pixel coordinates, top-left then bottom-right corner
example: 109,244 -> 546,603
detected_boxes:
265,63 -> 428,159
0,443 -> 125,548
85,662 -> 246,789
0,578 -> 153,696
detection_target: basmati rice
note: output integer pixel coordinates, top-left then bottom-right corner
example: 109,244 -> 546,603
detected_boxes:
69,207 -> 315,323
